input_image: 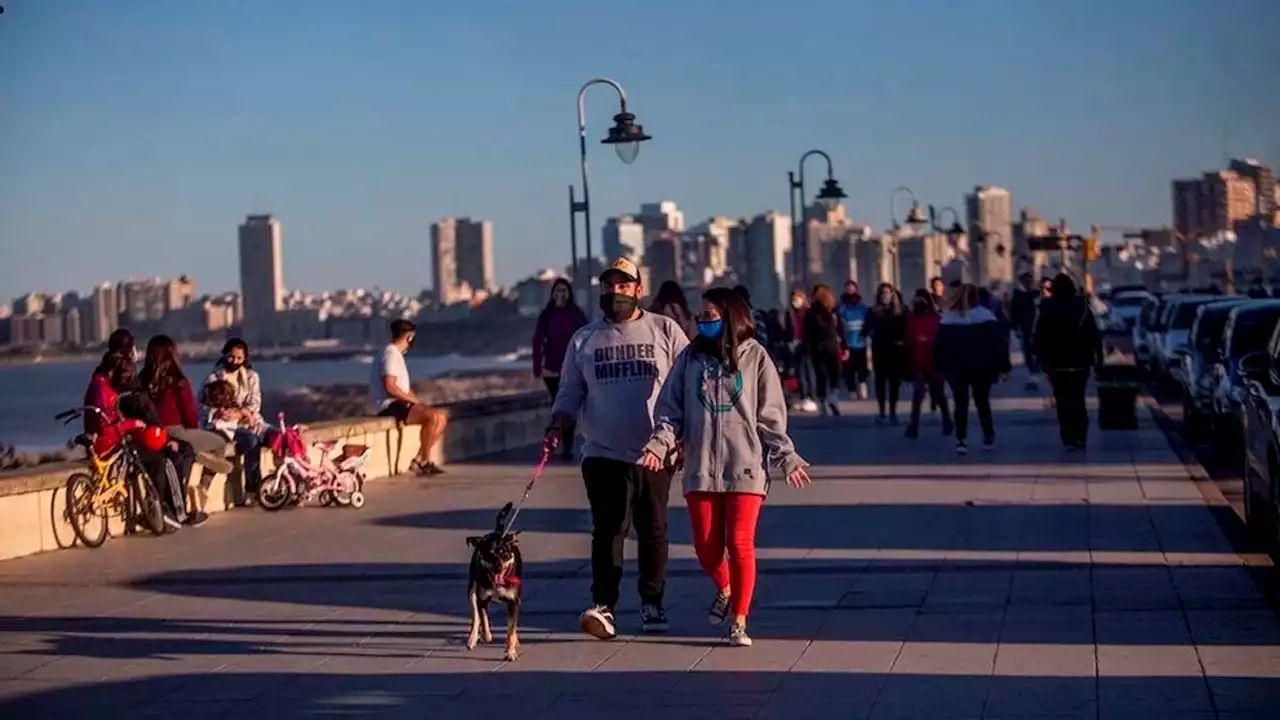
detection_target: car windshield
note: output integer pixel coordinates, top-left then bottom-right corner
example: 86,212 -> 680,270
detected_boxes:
1113,296 -> 1148,307
1230,311 -> 1280,357
1172,302 -> 1208,329
1193,310 -> 1233,351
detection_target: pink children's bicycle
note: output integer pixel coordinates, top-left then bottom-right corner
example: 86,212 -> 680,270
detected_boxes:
258,412 -> 369,511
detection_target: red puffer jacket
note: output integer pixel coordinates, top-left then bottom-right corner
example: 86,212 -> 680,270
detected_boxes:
905,313 -> 941,378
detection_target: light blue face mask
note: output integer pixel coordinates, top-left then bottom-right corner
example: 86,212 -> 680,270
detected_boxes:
697,319 -> 724,339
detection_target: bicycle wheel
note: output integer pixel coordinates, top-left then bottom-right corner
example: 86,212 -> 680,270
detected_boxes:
258,468 -> 293,511
126,463 -> 166,535
66,472 -> 108,548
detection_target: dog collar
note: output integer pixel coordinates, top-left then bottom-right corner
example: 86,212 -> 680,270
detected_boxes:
495,572 -> 520,588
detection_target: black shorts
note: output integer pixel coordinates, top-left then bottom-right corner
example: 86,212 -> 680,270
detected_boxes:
377,400 -> 414,423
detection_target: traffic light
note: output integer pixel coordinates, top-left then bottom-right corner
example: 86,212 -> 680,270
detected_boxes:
1084,236 -> 1100,262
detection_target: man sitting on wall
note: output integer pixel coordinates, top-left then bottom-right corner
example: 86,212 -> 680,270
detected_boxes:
369,319 -> 447,475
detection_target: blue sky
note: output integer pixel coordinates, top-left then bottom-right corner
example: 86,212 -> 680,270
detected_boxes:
1,0 -> 1277,297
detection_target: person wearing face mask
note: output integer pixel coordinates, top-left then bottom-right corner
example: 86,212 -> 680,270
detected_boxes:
532,278 -> 588,460
202,338 -> 268,503
543,258 -> 690,641
369,319 -> 447,476
863,283 -> 909,424
836,281 -> 870,400
641,287 -> 810,647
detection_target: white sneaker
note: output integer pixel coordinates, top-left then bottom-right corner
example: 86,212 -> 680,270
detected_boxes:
956,440 -> 968,456
580,605 -> 617,640
857,383 -> 869,400
801,398 -> 819,413
728,622 -> 753,647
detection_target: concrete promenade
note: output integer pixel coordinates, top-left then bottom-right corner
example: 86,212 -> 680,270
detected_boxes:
1,371 -> 1278,718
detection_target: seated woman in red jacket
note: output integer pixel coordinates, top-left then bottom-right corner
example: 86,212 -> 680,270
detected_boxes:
139,334 -> 231,526
904,289 -> 953,438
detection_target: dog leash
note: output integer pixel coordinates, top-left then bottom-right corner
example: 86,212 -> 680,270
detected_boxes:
500,445 -> 552,537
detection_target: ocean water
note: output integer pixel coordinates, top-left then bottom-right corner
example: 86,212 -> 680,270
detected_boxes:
0,353 -> 525,451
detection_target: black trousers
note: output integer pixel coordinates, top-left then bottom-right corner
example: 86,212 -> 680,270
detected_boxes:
1047,370 -> 1090,445
543,377 -> 575,456
812,351 -> 841,401
582,456 -> 672,609
909,374 -> 951,430
948,377 -> 994,442
842,348 -> 869,392
875,371 -> 902,416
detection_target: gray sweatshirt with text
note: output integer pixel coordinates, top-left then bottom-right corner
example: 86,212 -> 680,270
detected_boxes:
644,339 -> 806,496
552,311 -> 690,463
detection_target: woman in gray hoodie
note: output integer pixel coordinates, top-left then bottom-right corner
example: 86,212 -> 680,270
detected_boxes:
640,287 -> 810,647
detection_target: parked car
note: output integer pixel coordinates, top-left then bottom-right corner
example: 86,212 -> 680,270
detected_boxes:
1178,299 -> 1251,441
1152,295 -> 1216,387
1133,294 -> 1165,372
1241,324 -> 1280,547
1212,301 -> 1280,454
1105,288 -> 1154,333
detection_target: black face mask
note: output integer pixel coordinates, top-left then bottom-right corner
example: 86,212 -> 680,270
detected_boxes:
599,293 -> 639,323
223,358 -> 242,373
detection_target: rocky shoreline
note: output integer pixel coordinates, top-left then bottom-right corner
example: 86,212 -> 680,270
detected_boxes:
0,369 -> 544,471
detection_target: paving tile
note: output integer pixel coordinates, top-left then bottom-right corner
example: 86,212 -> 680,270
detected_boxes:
983,676 -> 1096,717
891,642 -> 998,675
1094,610 -> 1191,645
1096,644 -> 1204,676
993,643 -> 1095,676
1097,676 -> 1214,715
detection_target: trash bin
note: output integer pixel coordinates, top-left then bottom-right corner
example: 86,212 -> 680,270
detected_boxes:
1095,364 -> 1141,430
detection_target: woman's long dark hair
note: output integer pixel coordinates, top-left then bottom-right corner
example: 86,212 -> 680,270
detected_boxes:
536,278 -> 583,336
691,287 -> 755,372
218,337 -> 252,370
652,281 -> 690,312
139,334 -> 186,398
107,328 -> 135,356
94,350 -> 136,391
874,283 -> 900,311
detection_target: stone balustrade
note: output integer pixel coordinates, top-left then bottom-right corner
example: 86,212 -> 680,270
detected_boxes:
0,391 -> 550,562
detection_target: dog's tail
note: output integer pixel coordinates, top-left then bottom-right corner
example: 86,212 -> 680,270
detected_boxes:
495,502 -> 514,534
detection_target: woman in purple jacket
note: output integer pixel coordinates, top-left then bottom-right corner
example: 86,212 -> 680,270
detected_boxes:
532,278 -> 588,459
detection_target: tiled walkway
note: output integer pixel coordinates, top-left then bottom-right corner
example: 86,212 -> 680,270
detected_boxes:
1,372 -> 1278,718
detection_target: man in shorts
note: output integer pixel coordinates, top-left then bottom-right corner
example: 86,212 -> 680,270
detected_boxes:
370,318 -> 447,475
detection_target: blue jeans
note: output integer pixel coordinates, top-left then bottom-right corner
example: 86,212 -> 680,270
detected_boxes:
234,430 -> 263,494
1019,332 -> 1040,375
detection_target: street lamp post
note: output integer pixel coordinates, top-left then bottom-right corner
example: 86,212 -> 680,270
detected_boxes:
889,187 -> 928,235
568,78 -> 651,313
787,150 -> 846,291
928,205 -> 965,280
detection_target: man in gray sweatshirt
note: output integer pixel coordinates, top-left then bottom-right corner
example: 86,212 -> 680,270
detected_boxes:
544,258 -> 690,640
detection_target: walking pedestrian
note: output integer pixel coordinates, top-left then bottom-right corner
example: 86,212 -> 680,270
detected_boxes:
929,277 -> 946,311
836,281 -> 870,400
864,283 -> 909,424
531,278 -> 588,460
802,284 -> 846,416
1032,273 -> 1104,451
1010,272 -> 1041,391
782,290 -> 818,412
641,287 -> 809,647
650,280 -> 696,339
544,258 -> 690,640
935,284 -> 1011,454
904,290 -> 952,438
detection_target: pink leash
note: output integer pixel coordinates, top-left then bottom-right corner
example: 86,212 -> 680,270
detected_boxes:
500,446 -> 552,536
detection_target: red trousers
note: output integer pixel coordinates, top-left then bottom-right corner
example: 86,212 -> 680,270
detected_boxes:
685,491 -> 764,618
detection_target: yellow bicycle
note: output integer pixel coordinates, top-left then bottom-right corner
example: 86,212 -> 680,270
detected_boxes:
56,405 -> 166,548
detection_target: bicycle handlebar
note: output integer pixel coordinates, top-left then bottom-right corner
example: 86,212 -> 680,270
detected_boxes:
55,406 -> 105,424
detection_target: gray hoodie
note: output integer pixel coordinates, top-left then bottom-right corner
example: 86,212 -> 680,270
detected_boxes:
552,310 -> 689,463
644,339 -> 806,496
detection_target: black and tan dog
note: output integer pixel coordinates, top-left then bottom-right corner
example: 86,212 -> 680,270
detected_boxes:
465,502 -> 523,661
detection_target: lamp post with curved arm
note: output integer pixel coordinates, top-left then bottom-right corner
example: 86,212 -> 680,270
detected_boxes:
889,186 -> 928,234
787,150 -> 846,290
568,78 -> 651,313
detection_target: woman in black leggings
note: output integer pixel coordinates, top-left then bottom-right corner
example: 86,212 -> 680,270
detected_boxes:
864,284 -> 908,423
934,284 -> 1011,455
802,284 -> 846,416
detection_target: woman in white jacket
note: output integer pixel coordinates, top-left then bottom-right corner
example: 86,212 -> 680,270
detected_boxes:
201,338 -> 266,504
640,287 -> 810,647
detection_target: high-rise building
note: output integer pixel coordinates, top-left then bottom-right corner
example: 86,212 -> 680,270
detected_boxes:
238,214 -> 285,343
644,230 -> 682,290
63,304 -> 83,347
602,215 -> 645,264
737,212 -> 792,311
638,201 -> 685,234
165,275 -> 196,313
1204,170 -> 1257,235
1229,158 -> 1277,218
89,283 -> 118,344
432,217 -> 493,305
965,185 -> 1014,287
1014,208 -> 1051,278
1172,178 -> 1203,244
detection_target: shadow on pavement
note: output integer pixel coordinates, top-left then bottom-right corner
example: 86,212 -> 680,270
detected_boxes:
0,669 -> 1275,718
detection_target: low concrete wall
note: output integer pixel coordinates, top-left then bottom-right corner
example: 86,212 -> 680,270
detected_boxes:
0,391 -> 550,562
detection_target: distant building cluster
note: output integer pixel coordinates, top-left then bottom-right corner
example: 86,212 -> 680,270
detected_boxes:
7,156 -> 1278,353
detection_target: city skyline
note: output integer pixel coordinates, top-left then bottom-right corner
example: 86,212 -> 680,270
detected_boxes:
1,0 -> 1277,295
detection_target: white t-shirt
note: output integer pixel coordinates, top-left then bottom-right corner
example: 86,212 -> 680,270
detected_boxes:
370,344 -> 411,413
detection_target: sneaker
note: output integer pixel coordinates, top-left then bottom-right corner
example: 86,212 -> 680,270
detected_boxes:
956,440 -> 968,455
827,402 -> 841,417
580,605 -> 617,640
709,592 -> 731,627
640,604 -> 669,634
728,622 -> 753,647
876,414 -> 888,425
162,515 -> 183,533
411,458 -> 446,476
857,383 -> 869,400
184,511 -> 208,527
904,425 -> 919,439
800,398 -> 819,413
983,435 -> 995,449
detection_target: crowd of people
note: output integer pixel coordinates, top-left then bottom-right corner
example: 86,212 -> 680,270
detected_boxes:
530,257 -> 1105,647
